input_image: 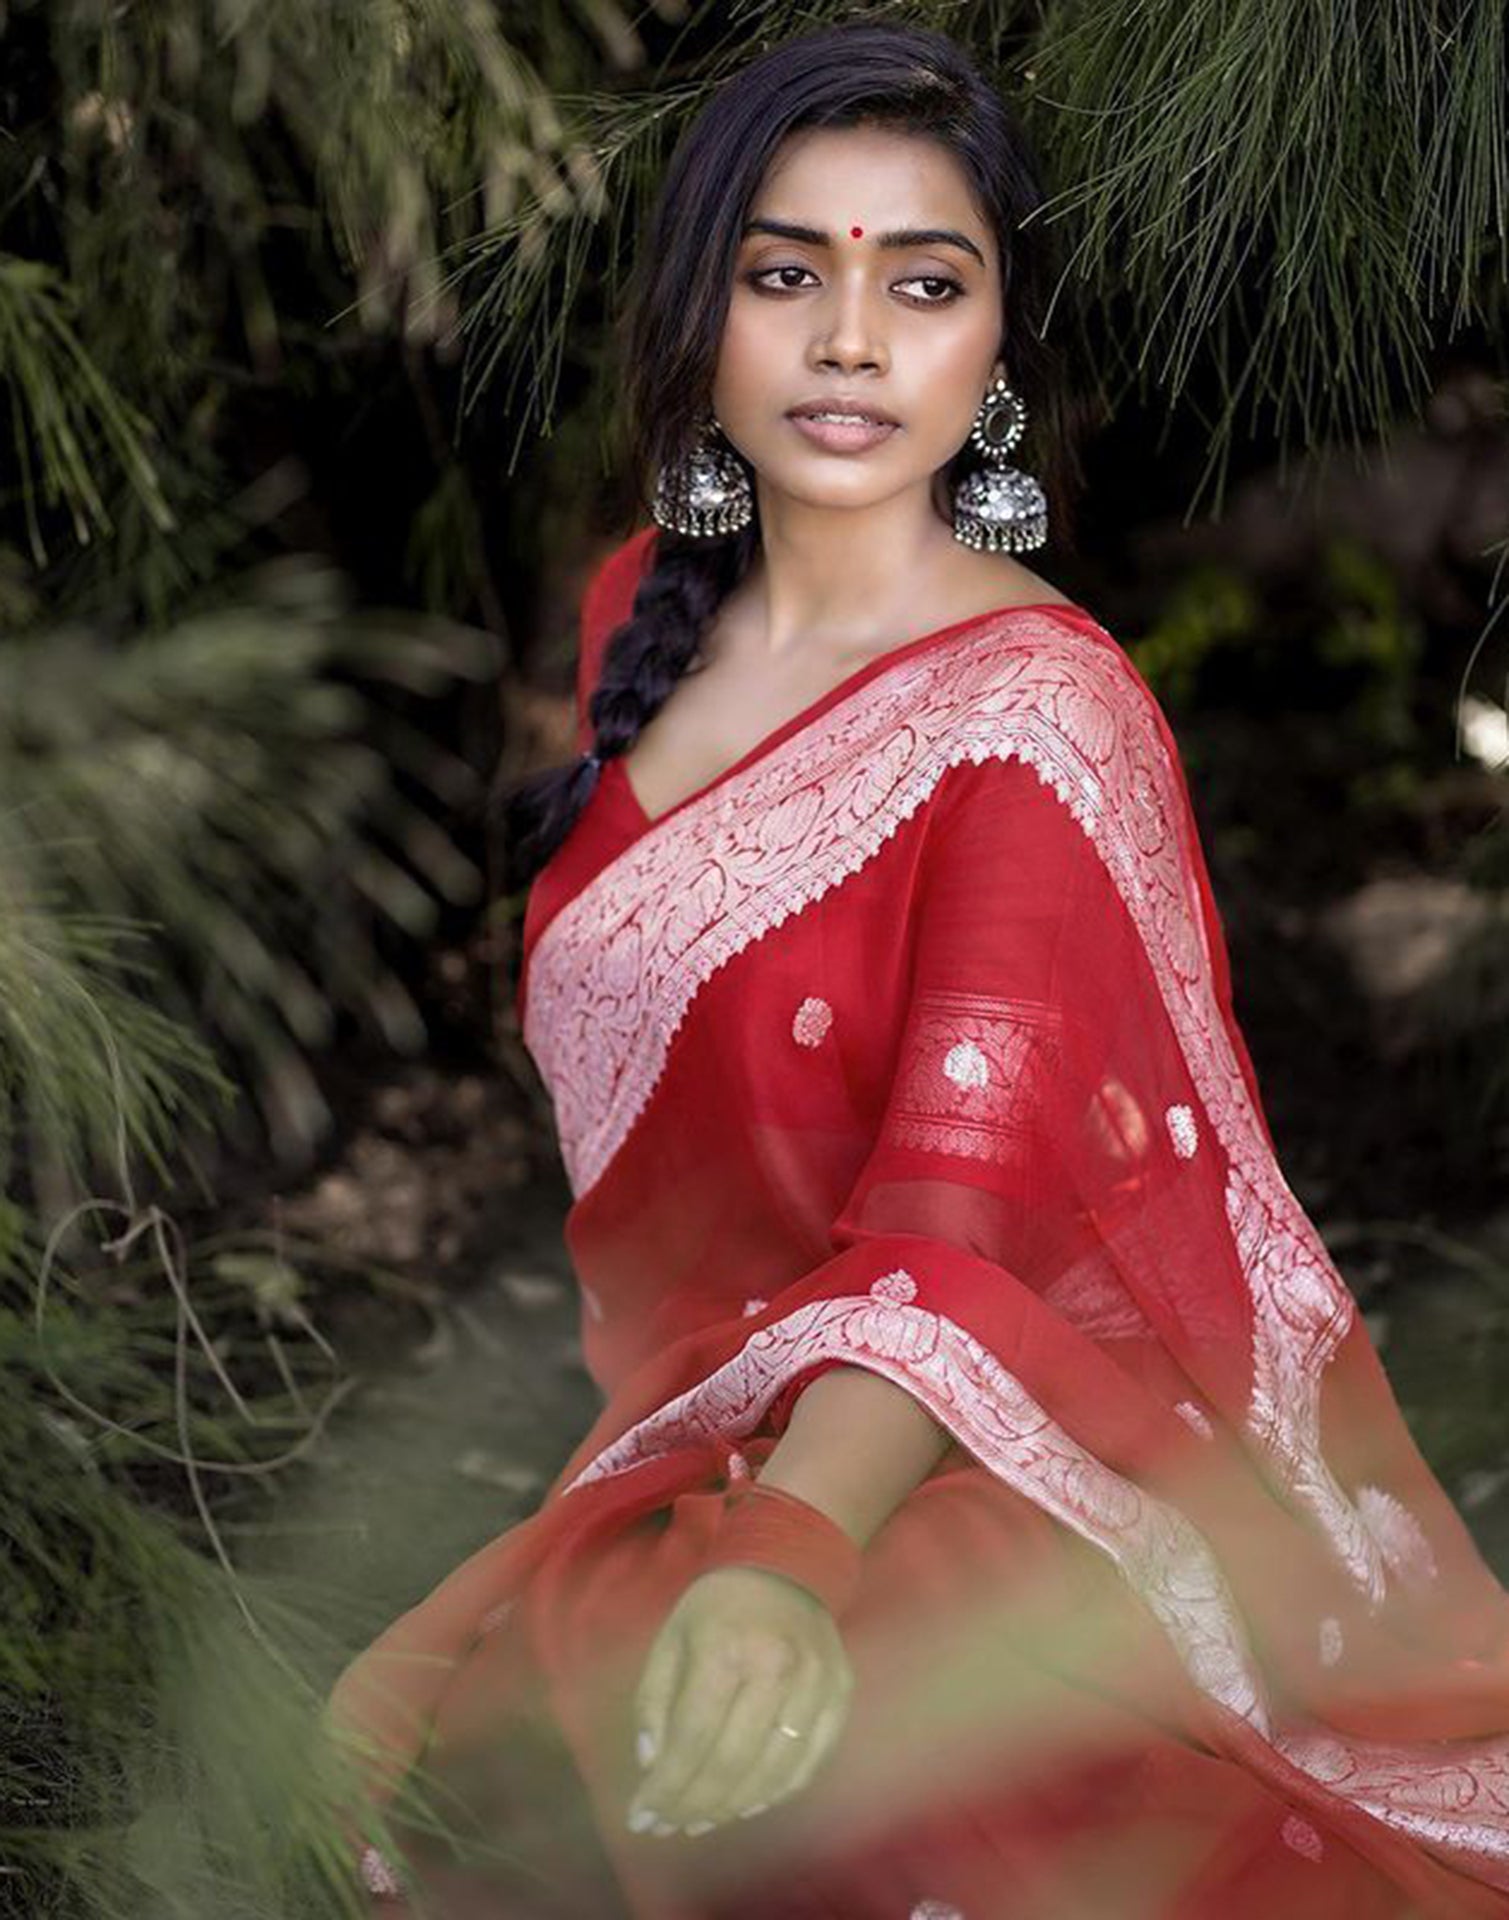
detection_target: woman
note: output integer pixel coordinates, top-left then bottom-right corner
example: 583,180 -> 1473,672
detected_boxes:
327,23 -> 1509,1919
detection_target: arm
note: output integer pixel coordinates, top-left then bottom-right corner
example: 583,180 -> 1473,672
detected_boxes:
626,1367 -> 951,1834
753,1363 -> 954,1549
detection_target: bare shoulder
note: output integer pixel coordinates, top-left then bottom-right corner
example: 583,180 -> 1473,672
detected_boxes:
956,549 -> 1076,611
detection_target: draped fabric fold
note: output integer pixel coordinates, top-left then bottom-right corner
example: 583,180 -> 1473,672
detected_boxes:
327,529 -> 1509,1917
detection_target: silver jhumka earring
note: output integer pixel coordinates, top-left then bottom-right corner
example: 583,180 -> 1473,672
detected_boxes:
650,414 -> 755,538
950,374 -> 1048,553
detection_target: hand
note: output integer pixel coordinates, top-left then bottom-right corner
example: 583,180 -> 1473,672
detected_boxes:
626,1565 -> 854,1836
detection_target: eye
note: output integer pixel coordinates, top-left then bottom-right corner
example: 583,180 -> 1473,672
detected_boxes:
896,275 -> 965,305
745,264 -> 820,292
744,265 -> 965,306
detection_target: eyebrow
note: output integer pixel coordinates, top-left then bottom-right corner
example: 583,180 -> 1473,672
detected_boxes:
740,217 -> 986,267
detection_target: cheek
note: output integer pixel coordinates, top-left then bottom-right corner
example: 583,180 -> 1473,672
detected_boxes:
912,319 -> 1000,439
714,297 -> 781,398
913,310 -> 998,387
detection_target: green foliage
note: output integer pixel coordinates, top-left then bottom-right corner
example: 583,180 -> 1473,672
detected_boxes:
1131,542 -> 1509,1154
0,942 -> 443,1915
8,1 -> 536,533
0,254 -> 173,564
1030,0 -> 1508,509
0,560 -> 499,1162
0,871 -> 233,1194
1,1204 -> 401,1919
1313,543 -> 1427,794
0,0 -> 663,587
0,817 -> 527,1919
1123,566 -> 1260,709
1132,537 -> 1425,771
0,29 -> 563,1902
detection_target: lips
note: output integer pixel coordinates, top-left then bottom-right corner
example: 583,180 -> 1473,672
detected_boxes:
786,399 -> 900,427
786,411 -> 899,455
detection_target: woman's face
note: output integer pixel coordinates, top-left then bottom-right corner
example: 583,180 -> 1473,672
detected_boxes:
711,123 -> 1005,518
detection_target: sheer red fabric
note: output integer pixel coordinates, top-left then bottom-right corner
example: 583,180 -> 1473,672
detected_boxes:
327,526 -> 1509,1918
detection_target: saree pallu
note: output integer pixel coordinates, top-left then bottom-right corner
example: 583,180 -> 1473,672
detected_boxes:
326,527 -> 1509,1918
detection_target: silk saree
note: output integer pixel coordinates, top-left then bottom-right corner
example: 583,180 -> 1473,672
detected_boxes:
327,526 -> 1509,1918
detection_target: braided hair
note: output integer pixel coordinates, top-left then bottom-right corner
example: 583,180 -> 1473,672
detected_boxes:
496,21 -> 1082,893
498,523 -> 755,891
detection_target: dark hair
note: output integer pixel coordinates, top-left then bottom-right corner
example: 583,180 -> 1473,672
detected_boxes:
497,21 -> 1083,892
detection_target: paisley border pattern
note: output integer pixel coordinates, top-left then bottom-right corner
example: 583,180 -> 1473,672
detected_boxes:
1274,1724 -> 1509,1885
525,612 -> 1384,1596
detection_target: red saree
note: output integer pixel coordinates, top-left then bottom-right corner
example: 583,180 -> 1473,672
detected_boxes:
327,525 -> 1509,1919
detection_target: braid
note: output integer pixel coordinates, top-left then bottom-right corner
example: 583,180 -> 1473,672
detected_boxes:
496,523 -> 756,893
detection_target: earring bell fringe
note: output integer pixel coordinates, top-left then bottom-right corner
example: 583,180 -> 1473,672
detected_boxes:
650,419 -> 754,538
951,466 -> 1049,553
951,375 -> 1048,554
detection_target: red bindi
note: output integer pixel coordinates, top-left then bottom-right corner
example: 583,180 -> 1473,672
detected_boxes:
850,225 -> 864,238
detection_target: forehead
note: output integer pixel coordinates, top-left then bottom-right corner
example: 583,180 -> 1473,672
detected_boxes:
752,124 -> 988,239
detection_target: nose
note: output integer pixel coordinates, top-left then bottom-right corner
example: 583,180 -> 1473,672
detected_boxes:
807,268 -> 889,377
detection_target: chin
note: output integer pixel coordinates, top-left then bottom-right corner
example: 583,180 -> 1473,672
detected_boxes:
774,481 -> 897,514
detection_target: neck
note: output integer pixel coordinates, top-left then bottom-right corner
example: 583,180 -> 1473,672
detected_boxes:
743,481 -> 958,660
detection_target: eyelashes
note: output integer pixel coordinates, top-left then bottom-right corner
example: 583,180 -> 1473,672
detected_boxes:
742,265 -> 965,306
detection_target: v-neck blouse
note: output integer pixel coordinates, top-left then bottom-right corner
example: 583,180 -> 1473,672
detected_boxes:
514,583 -> 1090,1036
612,595 -> 1096,835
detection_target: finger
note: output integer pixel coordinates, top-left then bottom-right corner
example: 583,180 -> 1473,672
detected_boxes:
631,1620 -> 686,1777
718,1654 -> 830,1819
634,1650 -> 744,1824
667,1665 -> 794,1827
629,1642 -> 744,1821
778,1686 -> 851,1800
747,1680 -> 852,1823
